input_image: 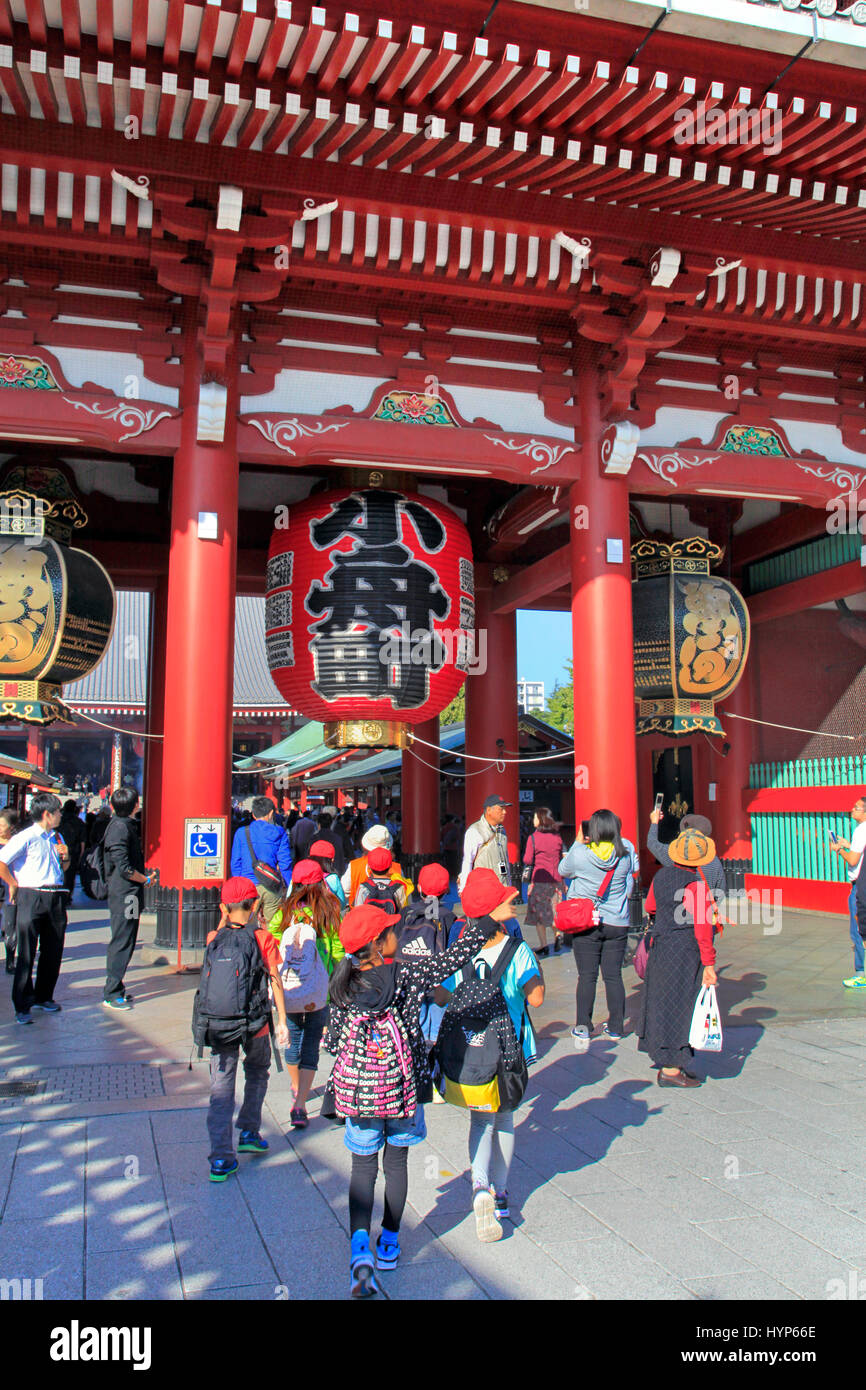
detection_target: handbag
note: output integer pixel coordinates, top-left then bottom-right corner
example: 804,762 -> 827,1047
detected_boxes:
556,861 -> 620,935
688,985 -> 723,1052
244,825 -> 283,893
633,931 -> 650,980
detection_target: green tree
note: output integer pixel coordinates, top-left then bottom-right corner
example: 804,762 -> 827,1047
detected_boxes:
543,660 -> 573,734
439,685 -> 466,725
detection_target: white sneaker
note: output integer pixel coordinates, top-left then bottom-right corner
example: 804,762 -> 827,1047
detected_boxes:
571,1025 -> 591,1053
473,1188 -> 503,1243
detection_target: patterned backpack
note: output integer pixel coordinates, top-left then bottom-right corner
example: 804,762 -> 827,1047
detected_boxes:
331,1007 -> 417,1119
434,936 -> 528,1113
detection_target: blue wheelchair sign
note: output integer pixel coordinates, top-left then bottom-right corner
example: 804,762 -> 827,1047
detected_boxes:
189,831 -> 219,858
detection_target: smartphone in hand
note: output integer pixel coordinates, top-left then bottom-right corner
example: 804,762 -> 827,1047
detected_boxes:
829,830 -> 839,845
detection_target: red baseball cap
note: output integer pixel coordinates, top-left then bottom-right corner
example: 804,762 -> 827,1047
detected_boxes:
460,867 -> 518,919
367,846 -> 392,874
221,875 -> 259,905
309,839 -> 335,859
292,859 -> 324,885
340,904 -> 401,954
418,862 -> 450,898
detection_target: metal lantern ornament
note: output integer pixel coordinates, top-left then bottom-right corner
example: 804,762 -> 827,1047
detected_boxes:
632,537 -> 750,737
0,465 -> 116,723
266,485 -> 474,748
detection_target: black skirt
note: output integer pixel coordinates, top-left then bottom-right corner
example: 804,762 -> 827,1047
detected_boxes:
636,927 -> 703,1070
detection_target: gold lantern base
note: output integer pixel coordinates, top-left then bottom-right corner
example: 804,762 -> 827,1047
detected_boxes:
0,680 -> 72,725
637,698 -> 724,738
323,719 -> 409,750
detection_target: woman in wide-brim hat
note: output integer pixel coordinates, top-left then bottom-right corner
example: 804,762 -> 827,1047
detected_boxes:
636,828 -> 719,1089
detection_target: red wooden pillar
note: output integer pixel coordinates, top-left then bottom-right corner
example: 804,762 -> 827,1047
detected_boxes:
714,664 -> 756,860
157,343 -> 238,888
299,785 -> 308,812
144,575 -> 168,866
569,365 -> 638,847
402,716 -> 440,861
26,727 -> 45,771
464,568 -> 520,826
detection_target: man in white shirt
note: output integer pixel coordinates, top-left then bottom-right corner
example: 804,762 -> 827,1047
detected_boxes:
0,792 -> 70,1024
459,795 -> 512,893
830,794 -> 866,989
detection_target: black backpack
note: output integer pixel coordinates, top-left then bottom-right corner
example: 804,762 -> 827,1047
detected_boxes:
192,923 -> 271,1054
434,937 -> 528,1113
81,839 -> 109,901
363,878 -> 403,914
394,904 -> 449,964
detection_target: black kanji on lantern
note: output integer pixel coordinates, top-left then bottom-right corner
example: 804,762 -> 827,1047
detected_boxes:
306,490 -> 451,707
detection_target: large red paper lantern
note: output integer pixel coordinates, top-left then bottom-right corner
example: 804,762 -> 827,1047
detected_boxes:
266,487 -> 474,747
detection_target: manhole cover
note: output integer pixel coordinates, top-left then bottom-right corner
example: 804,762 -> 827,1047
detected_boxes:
0,1064 -> 165,1105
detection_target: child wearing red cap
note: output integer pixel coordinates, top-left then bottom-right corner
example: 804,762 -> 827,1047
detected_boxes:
355,847 -> 409,913
196,877 -> 289,1183
437,868 -> 544,1241
324,902 -> 489,1299
398,862 -> 456,1102
268,860 -> 343,1129
308,838 -> 348,908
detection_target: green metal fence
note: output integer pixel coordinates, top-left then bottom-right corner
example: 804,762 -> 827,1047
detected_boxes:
746,532 -> 860,595
750,756 -> 866,788
749,756 -> 863,881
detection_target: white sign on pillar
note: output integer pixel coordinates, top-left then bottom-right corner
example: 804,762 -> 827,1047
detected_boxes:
183,815 -> 227,880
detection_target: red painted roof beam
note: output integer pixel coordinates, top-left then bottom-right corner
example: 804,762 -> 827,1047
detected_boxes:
257,0 -> 291,84
345,17 -> 394,99
315,11 -> 359,95
402,30 -> 457,106
287,6 -> 328,88
432,36 -> 489,113
225,0 -> 257,78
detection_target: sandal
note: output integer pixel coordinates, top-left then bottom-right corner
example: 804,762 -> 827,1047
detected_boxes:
290,1107 -> 309,1128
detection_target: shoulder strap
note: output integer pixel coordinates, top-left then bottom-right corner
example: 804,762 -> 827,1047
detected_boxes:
244,824 -> 256,863
593,857 -> 621,905
487,934 -> 521,988
696,864 -> 728,934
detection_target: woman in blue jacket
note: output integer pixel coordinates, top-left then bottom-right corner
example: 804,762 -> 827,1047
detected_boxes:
558,809 -> 639,1053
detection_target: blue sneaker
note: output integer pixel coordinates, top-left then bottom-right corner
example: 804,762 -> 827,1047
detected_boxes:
375,1229 -> 401,1270
209,1158 -> 239,1183
14,1012 -> 32,1025
350,1251 -> 378,1298
32,1000 -> 61,1013
238,1131 -> 268,1153
102,996 -> 132,1011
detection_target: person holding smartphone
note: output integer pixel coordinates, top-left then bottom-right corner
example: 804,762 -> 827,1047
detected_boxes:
0,792 -> 70,1023
829,795 -> 866,988
102,787 -> 156,1010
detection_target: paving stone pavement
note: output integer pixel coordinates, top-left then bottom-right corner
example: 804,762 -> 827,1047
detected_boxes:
1,895 -> 866,1301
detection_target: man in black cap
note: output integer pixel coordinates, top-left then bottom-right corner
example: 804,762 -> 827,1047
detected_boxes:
458,793 -> 512,892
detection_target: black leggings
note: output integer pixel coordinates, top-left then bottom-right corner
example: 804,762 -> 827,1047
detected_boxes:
348,1143 -> 409,1236
571,923 -> 628,1032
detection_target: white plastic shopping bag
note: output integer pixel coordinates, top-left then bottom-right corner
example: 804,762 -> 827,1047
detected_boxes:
688,985 -> 723,1052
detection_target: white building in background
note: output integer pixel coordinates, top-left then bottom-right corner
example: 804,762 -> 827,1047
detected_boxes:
518,678 -> 545,715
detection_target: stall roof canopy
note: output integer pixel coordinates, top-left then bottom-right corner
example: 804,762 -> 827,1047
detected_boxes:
65,592 -> 285,714
234,721 -> 324,771
0,754 -> 60,788
306,717 -> 573,790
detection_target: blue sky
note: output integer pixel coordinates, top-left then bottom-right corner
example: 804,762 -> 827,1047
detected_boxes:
517,610 -> 572,703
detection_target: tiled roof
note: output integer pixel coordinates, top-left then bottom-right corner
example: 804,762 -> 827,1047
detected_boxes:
64,592 -> 285,712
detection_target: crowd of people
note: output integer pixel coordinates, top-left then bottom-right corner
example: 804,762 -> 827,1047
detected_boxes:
6,779 -> 866,1298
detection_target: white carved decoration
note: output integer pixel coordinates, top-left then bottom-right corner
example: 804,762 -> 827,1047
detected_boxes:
649,248 -> 681,288
111,171 -> 150,200
64,398 -> 172,441
795,461 -> 863,493
300,198 -> 339,221
554,231 -> 591,266
216,186 -> 244,231
708,257 -> 743,277
248,416 -> 350,455
485,435 -> 575,475
197,381 -> 228,442
636,450 -> 710,486
601,421 -> 640,475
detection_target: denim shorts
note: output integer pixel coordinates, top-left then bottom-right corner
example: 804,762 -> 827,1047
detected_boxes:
284,1005 -> 328,1069
343,1105 -> 426,1156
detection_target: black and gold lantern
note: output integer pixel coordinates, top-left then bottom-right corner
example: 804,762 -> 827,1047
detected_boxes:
0,465 -> 116,723
632,538 -> 750,737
